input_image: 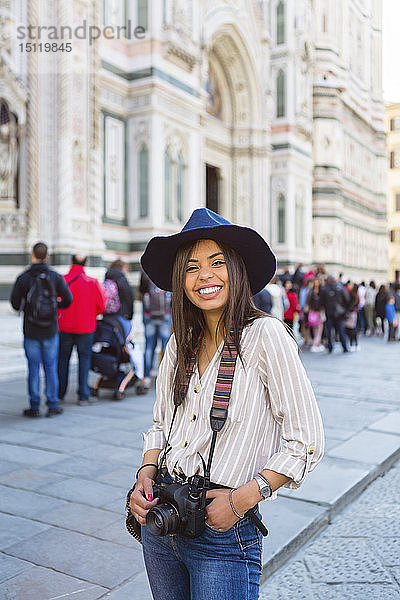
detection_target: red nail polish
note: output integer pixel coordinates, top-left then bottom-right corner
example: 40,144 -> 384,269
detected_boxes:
148,494 -> 153,501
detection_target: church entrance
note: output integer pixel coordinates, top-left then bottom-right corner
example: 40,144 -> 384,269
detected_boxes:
203,26 -> 266,227
206,164 -> 220,214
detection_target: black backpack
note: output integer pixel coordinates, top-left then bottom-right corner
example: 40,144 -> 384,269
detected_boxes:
26,272 -> 58,328
144,281 -> 171,317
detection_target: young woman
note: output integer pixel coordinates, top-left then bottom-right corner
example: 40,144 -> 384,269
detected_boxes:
129,208 -> 324,600
305,278 -> 325,352
344,282 -> 359,351
282,279 -> 300,332
375,284 -> 389,337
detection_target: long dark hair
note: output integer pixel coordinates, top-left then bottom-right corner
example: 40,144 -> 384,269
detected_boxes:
171,239 -> 266,402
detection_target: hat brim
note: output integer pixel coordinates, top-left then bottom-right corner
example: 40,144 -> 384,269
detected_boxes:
140,224 -> 276,294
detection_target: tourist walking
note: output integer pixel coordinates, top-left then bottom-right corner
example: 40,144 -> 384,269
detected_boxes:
305,278 -> 325,352
252,286 -> 272,313
266,277 -> 285,320
394,284 -> 400,340
357,281 -> 366,333
375,285 -> 389,337
320,275 -> 349,353
299,276 -> 314,347
105,260 -> 134,323
344,282 -> 359,351
386,296 -> 398,342
129,208 -> 324,600
283,280 -> 300,332
57,254 -> 107,405
364,281 -> 377,336
139,272 -> 172,389
10,242 -> 72,417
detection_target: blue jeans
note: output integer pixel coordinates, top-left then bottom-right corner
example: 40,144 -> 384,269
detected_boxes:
326,317 -> 348,352
143,315 -> 171,378
357,307 -> 366,332
23,335 -> 59,409
58,331 -> 94,400
142,512 -> 262,600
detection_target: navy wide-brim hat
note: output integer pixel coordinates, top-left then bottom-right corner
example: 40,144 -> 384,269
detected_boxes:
140,208 -> 276,294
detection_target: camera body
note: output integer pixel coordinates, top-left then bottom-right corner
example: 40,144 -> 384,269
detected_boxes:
146,478 -> 206,538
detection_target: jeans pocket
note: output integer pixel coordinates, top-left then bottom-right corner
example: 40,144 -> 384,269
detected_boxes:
204,522 -> 235,535
236,517 -> 260,550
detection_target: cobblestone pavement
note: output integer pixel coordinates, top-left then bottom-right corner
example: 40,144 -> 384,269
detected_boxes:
0,308 -> 399,598
260,457 -> 400,599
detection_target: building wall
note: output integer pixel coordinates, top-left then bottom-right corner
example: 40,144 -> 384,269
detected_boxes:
386,103 -> 400,283
312,0 -> 388,282
0,0 -> 389,298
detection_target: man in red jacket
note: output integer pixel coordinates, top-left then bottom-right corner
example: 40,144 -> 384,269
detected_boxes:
58,254 -> 106,405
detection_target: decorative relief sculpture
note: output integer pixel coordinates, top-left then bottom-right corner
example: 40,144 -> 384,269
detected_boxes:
206,64 -> 222,119
173,0 -> 192,30
0,211 -> 25,235
0,101 -> 18,205
271,176 -> 287,195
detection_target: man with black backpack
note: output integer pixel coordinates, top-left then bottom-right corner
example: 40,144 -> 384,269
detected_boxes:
10,242 -> 72,417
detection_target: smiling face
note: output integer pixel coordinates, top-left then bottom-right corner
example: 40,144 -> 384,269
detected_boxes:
184,239 -> 229,316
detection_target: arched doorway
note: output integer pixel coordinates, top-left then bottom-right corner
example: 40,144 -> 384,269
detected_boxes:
203,26 -> 266,228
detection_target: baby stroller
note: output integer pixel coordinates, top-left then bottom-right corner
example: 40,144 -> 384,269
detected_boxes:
90,315 -> 139,400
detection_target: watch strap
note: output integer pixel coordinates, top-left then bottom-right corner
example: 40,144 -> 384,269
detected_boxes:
254,473 -> 272,499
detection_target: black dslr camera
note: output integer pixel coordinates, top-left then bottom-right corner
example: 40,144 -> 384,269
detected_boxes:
146,472 -> 207,538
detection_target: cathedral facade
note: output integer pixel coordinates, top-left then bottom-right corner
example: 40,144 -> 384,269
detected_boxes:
0,0 -> 388,296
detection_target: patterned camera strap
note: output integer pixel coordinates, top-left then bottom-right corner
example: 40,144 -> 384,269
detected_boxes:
183,330 -> 239,432
166,331 -> 269,536
161,332 -> 239,468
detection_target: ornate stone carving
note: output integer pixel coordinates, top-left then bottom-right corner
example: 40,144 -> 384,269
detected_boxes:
101,89 -> 125,107
0,12 -> 13,56
165,42 -> 197,71
134,119 -> 150,147
0,211 -> 26,235
129,95 -> 150,109
321,233 -> 333,247
173,0 -> 192,30
0,106 -> 18,205
272,176 -> 287,194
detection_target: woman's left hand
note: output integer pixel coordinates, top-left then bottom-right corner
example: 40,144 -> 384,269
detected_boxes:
205,489 -> 239,531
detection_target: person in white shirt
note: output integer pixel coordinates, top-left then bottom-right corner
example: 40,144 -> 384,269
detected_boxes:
357,281 -> 366,333
364,281 -> 377,336
129,208 -> 324,600
266,276 -> 286,319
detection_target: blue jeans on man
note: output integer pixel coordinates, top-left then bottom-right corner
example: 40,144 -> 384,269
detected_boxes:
58,331 -> 94,400
23,334 -> 59,409
325,317 -> 348,352
143,315 -> 171,378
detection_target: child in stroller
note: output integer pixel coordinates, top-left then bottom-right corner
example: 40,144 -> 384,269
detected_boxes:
90,314 -> 147,400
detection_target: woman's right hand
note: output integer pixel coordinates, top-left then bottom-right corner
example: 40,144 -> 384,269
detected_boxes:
129,476 -> 159,526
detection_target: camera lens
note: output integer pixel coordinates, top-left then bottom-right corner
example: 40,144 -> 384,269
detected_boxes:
146,503 -> 180,536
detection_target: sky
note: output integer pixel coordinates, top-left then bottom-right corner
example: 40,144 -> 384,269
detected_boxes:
382,0 -> 400,102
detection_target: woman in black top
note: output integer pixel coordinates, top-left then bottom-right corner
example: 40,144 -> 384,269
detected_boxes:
375,285 -> 389,337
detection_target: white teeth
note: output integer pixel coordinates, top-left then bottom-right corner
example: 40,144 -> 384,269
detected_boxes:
198,286 -> 221,295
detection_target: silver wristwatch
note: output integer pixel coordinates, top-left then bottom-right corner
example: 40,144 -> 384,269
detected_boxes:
254,474 -> 272,500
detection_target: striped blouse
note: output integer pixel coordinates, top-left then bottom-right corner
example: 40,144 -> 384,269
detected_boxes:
143,316 -> 324,494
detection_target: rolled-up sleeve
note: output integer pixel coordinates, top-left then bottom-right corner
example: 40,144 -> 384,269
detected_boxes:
142,334 -> 177,454
258,318 -> 324,488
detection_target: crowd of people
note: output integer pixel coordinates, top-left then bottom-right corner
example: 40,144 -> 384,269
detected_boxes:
254,263 -> 400,353
10,242 -> 172,417
10,245 -> 399,418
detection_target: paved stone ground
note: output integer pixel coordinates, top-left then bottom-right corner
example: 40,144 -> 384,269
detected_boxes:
260,457 -> 400,599
0,302 -> 399,599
